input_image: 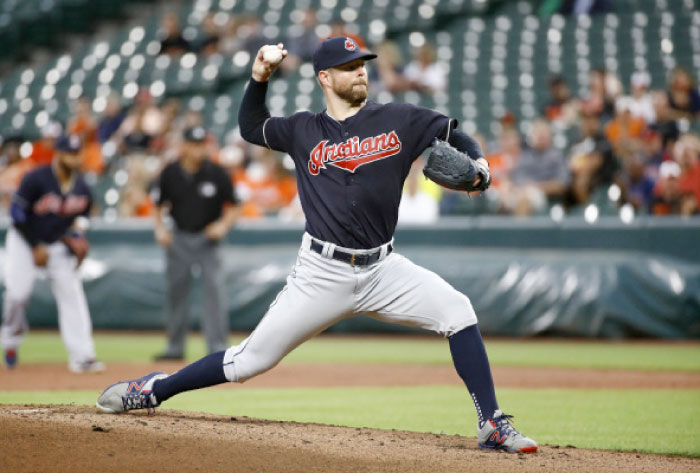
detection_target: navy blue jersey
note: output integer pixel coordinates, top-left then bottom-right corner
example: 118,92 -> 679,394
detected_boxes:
10,166 -> 92,244
261,101 -> 452,248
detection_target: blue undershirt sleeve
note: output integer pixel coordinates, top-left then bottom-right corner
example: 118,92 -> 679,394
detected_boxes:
10,201 -> 39,247
448,128 -> 487,162
11,175 -> 40,247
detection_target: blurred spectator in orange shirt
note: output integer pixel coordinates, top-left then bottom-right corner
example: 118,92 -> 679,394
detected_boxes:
234,146 -> 297,218
69,96 -> 104,174
329,20 -> 366,50
28,121 -> 61,167
605,97 -> 646,152
486,128 -> 521,190
119,158 -> 155,218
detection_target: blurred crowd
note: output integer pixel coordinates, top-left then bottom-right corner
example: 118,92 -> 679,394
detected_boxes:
397,62 -> 700,221
0,88 -> 298,220
1,8 -> 699,222
470,66 -> 700,218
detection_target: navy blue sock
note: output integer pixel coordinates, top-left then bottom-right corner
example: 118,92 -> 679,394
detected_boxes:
152,350 -> 227,404
448,324 -> 499,428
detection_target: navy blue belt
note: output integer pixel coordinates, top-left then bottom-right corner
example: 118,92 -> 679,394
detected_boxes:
309,240 -> 392,266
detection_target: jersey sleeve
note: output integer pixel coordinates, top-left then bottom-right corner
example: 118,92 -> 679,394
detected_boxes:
10,173 -> 39,245
11,172 -> 38,217
406,104 -> 454,154
262,116 -> 296,153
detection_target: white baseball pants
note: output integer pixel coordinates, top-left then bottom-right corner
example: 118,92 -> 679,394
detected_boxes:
1,227 -> 97,365
223,232 -> 477,383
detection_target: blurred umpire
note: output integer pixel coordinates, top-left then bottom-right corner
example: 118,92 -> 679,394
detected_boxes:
153,126 -> 240,361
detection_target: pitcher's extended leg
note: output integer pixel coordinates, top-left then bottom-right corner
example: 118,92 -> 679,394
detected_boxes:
98,245 -> 356,412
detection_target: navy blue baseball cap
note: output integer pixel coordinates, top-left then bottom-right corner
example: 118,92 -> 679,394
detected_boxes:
312,36 -> 377,75
55,134 -> 82,153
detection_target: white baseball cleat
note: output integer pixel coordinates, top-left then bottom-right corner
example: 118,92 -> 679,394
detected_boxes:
96,371 -> 168,415
477,410 -> 539,453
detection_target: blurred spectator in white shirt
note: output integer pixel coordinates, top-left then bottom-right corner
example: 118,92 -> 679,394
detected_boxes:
372,40 -> 413,94
403,44 -> 446,94
398,157 -> 439,224
627,71 -> 656,125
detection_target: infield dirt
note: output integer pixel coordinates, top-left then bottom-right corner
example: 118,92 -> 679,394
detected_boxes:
2,359 -> 700,472
2,404 -> 699,473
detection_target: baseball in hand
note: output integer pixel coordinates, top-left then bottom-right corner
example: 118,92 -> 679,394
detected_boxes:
263,47 -> 283,65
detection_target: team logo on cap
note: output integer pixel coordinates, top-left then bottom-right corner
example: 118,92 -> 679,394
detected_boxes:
344,38 -> 356,51
307,131 -> 403,175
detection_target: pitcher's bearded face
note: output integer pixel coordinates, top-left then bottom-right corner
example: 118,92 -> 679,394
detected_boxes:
328,59 -> 369,105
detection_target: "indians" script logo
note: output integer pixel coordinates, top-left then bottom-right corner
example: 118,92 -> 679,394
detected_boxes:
33,193 -> 90,216
308,131 -> 402,175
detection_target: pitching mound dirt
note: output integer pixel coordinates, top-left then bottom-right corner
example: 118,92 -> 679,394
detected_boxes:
1,405 -> 698,473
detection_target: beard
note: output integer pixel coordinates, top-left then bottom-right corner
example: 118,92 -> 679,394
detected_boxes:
58,155 -> 81,173
335,82 -> 368,106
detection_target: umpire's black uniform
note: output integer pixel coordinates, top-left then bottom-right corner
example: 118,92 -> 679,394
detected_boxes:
155,127 -> 238,359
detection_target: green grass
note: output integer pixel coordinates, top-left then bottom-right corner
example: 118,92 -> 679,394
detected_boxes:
14,332 -> 700,371
1,387 -> 698,457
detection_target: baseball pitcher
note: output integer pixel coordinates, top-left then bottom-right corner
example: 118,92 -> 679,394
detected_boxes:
97,38 -> 537,454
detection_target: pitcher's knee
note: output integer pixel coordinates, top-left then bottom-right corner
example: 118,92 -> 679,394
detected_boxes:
437,300 -> 478,338
222,341 -> 281,383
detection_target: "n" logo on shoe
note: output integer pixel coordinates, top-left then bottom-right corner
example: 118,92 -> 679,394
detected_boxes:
490,431 -> 508,444
128,380 -> 146,392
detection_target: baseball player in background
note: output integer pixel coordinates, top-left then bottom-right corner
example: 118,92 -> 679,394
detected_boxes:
97,38 -> 538,454
1,134 -> 104,373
